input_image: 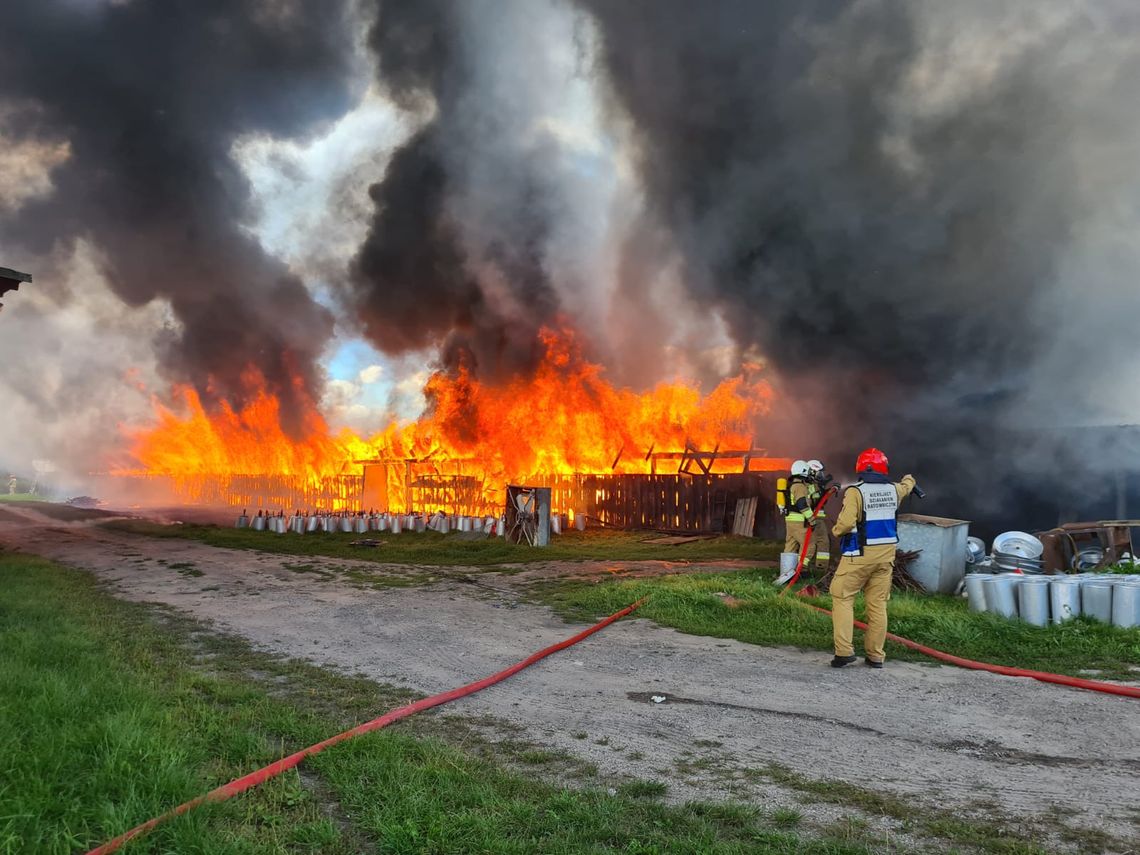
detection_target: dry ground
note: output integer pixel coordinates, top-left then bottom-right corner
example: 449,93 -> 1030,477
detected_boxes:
3,502 -> 1138,851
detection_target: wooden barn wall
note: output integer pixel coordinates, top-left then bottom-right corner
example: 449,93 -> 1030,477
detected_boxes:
105,472 -> 781,537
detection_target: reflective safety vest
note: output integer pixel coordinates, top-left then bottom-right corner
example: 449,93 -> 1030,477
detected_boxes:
810,482 -> 827,520
839,482 -> 899,557
783,476 -> 810,522
785,478 -> 828,523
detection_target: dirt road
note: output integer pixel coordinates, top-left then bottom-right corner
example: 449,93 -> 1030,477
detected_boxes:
4,505 -> 1138,849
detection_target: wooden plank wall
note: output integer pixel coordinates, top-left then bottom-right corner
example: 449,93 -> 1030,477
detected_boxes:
527,473 -> 780,536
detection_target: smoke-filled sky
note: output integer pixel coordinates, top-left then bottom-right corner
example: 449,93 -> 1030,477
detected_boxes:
2,0 -> 1139,490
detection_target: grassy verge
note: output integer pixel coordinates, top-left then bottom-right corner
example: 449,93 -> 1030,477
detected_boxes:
101,518 -> 782,566
0,551 -> 868,854
533,570 -> 1140,680
0,493 -> 46,502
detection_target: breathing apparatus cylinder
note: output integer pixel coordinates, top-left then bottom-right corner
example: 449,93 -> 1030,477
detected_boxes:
776,477 -> 788,515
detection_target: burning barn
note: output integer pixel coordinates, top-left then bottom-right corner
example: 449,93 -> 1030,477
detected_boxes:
105,332 -> 793,535
5,1 -> 1140,539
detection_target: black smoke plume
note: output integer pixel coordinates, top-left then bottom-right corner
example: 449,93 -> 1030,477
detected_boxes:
0,0 -> 358,431
577,0 -> 1140,525
349,0 -> 562,381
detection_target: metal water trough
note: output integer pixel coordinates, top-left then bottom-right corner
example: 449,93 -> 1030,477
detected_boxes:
897,514 -> 971,594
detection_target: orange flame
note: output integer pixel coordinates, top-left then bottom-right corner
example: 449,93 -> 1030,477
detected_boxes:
124,328 -> 781,509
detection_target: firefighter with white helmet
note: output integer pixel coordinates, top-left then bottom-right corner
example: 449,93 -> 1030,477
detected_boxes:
828,448 -> 916,669
776,459 -> 832,584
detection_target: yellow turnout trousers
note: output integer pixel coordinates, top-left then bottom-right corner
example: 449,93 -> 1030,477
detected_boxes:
829,558 -> 892,662
783,521 -> 831,568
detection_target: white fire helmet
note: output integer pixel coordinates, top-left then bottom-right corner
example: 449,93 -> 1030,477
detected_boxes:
807,459 -> 824,474
790,460 -> 810,477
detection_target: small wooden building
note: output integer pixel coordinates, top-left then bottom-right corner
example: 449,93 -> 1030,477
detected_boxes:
0,266 -> 32,313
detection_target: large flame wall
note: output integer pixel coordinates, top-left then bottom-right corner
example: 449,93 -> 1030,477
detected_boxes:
119,328 -> 780,515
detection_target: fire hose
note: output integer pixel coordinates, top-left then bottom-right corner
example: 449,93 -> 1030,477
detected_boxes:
795,600 -> 1140,699
84,598 -> 646,855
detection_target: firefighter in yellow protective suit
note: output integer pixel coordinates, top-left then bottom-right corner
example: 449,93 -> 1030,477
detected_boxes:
829,448 -> 916,669
779,459 -> 831,583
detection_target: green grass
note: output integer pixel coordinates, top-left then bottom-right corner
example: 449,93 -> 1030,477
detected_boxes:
617,780 -> 669,799
1,551 -> 878,854
0,493 -> 46,502
534,569 -> 1140,680
101,518 -> 782,566
770,808 -> 803,829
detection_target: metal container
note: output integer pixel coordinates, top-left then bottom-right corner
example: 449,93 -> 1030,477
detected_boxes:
377,514 -> 389,532
1111,582 -> 1140,628
414,516 -> 426,533
438,516 -> 450,534
458,516 -> 470,532
992,550 -> 1044,574
780,552 -> 799,576
290,515 -> 305,534
982,574 -> 1018,618
495,516 -> 506,537
1050,577 -> 1082,624
354,516 -> 368,534
966,536 -> 986,565
1081,580 -> 1114,623
1074,547 -> 1105,570
338,515 -> 351,534
322,514 -> 335,533
575,512 -> 586,531
992,531 -> 1044,559
390,516 -> 401,535
236,511 -> 250,529
306,514 -> 320,533
897,514 -> 971,594
1017,577 -> 1051,626
964,573 -> 989,612
252,513 -> 266,532
550,513 -> 562,535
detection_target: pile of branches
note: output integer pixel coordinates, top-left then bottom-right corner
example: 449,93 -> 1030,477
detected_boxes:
816,549 -> 925,592
890,550 -> 925,592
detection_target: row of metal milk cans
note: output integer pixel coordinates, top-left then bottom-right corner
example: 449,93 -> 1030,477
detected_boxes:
235,509 -> 510,536
425,511 -> 506,535
964,571 -> 1140,628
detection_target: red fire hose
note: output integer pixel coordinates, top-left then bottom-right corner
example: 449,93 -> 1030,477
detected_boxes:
85,598 -> 646,855
796,600 -> 1140,699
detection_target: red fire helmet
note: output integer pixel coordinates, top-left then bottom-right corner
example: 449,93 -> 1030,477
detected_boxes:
855,447 -> 889,475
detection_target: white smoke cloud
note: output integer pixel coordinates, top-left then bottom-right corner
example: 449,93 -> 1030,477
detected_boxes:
0,241 -> 169,489
234,86 -> 410,295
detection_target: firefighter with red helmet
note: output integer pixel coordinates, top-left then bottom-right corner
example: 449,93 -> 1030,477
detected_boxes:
828,448 -> 916,669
